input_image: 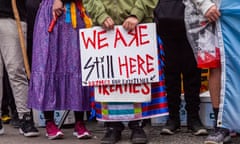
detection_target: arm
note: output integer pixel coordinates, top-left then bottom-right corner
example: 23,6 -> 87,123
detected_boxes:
123,0 -> 158,31
83,0 -> 110,26
192,0 -> 220,22
130,0 -> 158,23
52,0 -> 65,20
83,0 -> 158,30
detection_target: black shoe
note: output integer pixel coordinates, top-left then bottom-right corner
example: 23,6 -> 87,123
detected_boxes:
101,127 -> 122,144
19,113 -> 40,137
10,112 -> 20,128
161,119 -> 180,135
0,119 -> 4,135
188,118 -> 208,136
131,127 -> 148,144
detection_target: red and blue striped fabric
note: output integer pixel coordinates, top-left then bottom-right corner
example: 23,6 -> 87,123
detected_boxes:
90,36 -> 168,121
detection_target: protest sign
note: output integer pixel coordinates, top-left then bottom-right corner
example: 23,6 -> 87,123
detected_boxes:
79,23 -> 159,86
94,83 -> 151,102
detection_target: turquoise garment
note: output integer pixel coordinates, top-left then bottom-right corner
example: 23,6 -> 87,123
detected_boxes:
218,0 -> 240,132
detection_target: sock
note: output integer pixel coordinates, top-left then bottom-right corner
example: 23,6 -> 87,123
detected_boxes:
44,111 -> 54,122
74,111 -> 84,122
213,108 -> 219,127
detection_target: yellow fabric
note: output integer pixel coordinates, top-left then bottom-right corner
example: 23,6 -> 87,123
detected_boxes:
80,3 -> 92,28
70,2 -> 77,29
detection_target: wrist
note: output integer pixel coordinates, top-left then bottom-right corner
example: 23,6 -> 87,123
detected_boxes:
129,15 -> 137,18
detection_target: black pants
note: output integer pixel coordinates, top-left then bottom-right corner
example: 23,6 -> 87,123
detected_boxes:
157,19 -> 201,121
2,68 -> 17,116
26,0 -> 42,67
105,120 -> 144,131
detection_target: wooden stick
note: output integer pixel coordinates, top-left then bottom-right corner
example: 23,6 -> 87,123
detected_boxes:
11,0 -> 31,79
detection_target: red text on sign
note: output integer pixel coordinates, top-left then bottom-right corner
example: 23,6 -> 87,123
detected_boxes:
80,24 -> 150,50
98,83 -> 150,95
118,54 -> 154,78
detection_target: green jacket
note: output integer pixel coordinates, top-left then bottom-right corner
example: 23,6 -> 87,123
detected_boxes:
83,0 -> 158,26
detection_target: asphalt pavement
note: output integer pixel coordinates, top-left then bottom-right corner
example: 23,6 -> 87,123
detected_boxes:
1,121 -> 240,144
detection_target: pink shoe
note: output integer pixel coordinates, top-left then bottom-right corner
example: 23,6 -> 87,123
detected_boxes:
73,121 -> 91,139
45,121 -> 64,140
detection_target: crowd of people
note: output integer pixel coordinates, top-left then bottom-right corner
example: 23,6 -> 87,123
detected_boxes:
0,0 -> 228,144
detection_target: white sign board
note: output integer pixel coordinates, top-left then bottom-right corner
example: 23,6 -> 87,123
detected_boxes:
79,23 -> 159,86
94,84 -> 151,102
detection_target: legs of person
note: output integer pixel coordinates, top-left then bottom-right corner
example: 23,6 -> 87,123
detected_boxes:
160,37 -> 182,134
101,121 -> 124,144
1,84 -> 9,117
128,120 -> 147,144
6,78 -> 19,128
209,68 -> 221,113
2,19 -> 29,118
73,111 -> 91,139
2,68 -> 18,125
6,72 -> 17,117
0,19 -> 39,137
1,69 -> 11,124
44,111 -> 64,140
26,0 -> 42,67
181,37 -> 207,135
204,68 -> 231,144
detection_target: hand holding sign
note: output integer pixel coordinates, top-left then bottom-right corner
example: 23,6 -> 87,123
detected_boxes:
79,23 -> 159,86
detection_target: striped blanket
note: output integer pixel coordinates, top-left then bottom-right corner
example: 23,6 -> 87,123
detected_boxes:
91,37 -> 169,121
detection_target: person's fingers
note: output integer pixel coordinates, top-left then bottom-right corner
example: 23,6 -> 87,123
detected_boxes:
212,14 -> 219,21
207,13 -> 219,22
123,17 -> 138,31
108,18 -> 114,29
215,10 -> 221,17
52,0 -> 64,19
103,17 -> 114,30
103,21 -> 110,29
52,11 -> 56,20
208,17 -> 213,22
125,24 -> 134,31
125,23 -> 136,31
122,21 -> 129,30
205,5 -> 221,22
52,8 -> 64,19
55,10 -> 60,16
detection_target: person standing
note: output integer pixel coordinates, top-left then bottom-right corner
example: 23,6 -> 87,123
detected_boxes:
83,0 -> 160,144
28,0 -> 92,140
154,0 -> 208,136
184,0 -> 231,143
0,0 -> 39,136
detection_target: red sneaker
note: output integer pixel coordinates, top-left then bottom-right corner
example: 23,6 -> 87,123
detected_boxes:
73,121 -> 91,139
45,121 -> 64,140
